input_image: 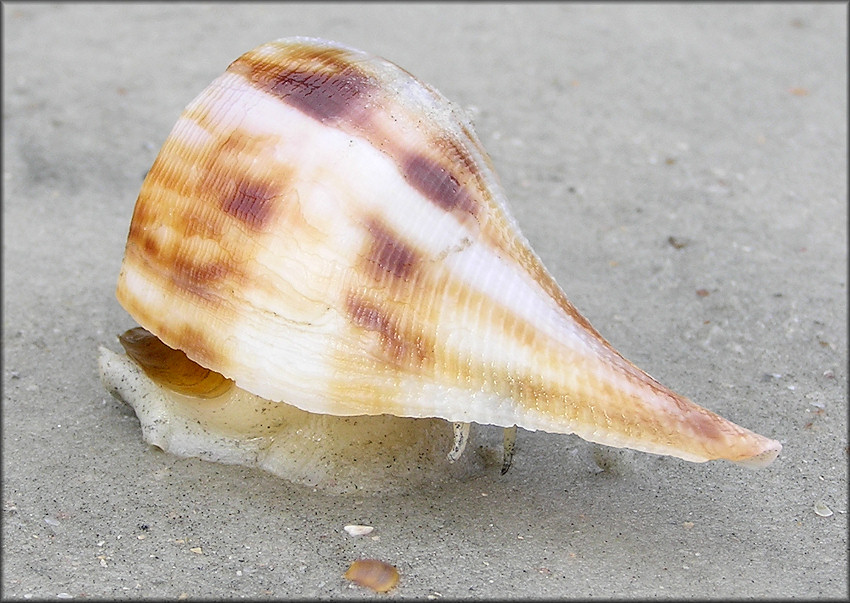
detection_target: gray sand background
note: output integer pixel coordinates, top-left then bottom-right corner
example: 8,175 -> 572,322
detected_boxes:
3,2 -> 847,599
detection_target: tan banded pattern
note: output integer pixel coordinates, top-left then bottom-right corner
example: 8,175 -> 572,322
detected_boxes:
116,37 -> 781,467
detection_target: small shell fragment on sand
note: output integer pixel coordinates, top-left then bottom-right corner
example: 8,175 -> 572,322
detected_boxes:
344,524 -> 374,536
344,559 -> 400,592
814,501 -> 833,517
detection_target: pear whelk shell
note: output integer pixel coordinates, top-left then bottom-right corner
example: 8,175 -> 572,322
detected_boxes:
102,37 -> 780,491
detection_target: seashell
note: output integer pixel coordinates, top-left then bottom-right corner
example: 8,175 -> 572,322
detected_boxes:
101,37 -> 780,492
344,559 -> 400,592
343,524 -> 374,537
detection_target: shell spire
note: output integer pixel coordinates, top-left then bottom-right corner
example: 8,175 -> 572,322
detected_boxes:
115,37 -> 780,468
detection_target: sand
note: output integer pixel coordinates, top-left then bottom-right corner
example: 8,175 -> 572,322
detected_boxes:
3,3 -> 846,599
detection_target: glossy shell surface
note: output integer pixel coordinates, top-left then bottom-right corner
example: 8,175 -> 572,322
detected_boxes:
113,37 -> 780,468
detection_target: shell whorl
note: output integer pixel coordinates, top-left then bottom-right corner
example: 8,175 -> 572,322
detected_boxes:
116,37 -> 781,466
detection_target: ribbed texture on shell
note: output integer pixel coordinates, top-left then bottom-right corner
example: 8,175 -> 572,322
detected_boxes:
116,37 -> 780,465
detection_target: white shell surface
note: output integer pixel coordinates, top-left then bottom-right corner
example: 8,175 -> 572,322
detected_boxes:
114,37 -> 780,468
